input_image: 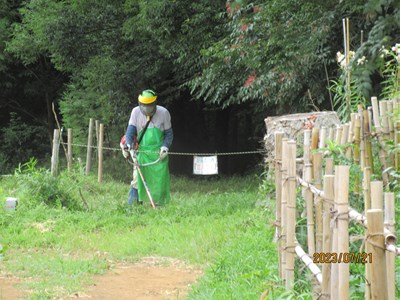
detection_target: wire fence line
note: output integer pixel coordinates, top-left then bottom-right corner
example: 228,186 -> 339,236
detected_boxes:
60,142 -> 266,157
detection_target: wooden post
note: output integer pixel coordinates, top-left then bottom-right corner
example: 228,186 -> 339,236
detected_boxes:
51,129 -> 60,177
303,130 -> 315,256
313,152 -> 323,253
322,175 -> 334,299
311,127 -> 319,152
274,132 -> 284,278
285,140 -> 296,289
341,123 -> 349,146
371,96 -> 381,130
336,165 -> 350,300
98,124 -> 104,183
86,118 -> 94,176
67,128 -> 73,172
367,209 -> 388,300
384,193 -> 395,300
281,138 -> 289,282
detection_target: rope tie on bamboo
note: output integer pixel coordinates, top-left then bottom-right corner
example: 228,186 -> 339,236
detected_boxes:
360,232 -> 386,252
283,176 -> 297,184
330,209 -> 349,228
282,245 -> 296,254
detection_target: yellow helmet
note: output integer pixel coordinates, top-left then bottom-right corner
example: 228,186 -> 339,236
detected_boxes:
138,89 -> 157,104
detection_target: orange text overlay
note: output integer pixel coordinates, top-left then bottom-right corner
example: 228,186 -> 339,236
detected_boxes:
313,252 -> 372,264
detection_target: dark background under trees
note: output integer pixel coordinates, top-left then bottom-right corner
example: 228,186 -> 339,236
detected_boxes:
0,0 -> 399,176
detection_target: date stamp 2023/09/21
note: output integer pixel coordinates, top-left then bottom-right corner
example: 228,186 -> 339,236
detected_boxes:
313,252 -> 372,264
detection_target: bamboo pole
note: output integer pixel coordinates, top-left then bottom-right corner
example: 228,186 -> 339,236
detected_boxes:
319,127 -> 327,149
67,128 -> 73,172
331,175 -> 339,300
384,193 -> 395,300
363,110 -> 374,170
313,152 -> 323,254
294,244 -> 322,284
335,165 -> 350,300
358,105 -> 365,169
303,130 -> 315,256
281,138 -> 289,282
341,123 -> 349,145
98,123 -> 104,183
285,140 -> 297,289
311,127 -> 319,155
354,115 -> 361,194
364,166 -> 372,300
51,129 -> 60,177
395,121 -> 400,172
379,101 -> 390,184
274,132 -> 284,278
367,209 -> 388,300
86,118 -> 95,176
370,181 -> 383,210
371,96 -> 381,131
328,127 -> 335,141
387,100 -> 394,140
335,126 -> 343,145
325,157 -> 334,175
321,175 -> 334,299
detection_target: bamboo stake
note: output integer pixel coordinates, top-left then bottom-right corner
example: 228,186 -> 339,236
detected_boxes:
313,152 -> 323,254
303,130 -> 315,256
341,123 -> 349,146
281,138 -> 289,281
325,157 -> 334,175
274,132 -> 284,278
322,175 -> 334,299
336,166 -> 350,300
98,124 -> 104,183
364,166 -> 372,300
51,129 -> 60,177
67,128 -> 73,172
371,96 -> 381,131
335,126 -> 343,145
379,101 -> 390,184
86,118 -> 95,176
354,115 -> 361,194
384,193 -> 395,300
367,209 -> 388,300
370,181 -> 383,210
396,122 -> 400,171
311,127 -> 319,152
328,127 -> 335,141
285,140 -> 297,289
319,127 -> 327,149
358,105 -> 365,169
330,171 -> 339,300
363,110 -> 374,170
387,100 -> 394,140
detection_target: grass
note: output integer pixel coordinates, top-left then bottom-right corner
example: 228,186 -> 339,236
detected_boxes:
0,168 -> 301,299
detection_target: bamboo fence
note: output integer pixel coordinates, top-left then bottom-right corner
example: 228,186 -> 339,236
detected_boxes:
273,97 -> 400,300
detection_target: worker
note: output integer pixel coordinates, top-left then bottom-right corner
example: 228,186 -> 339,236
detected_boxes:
122,89 -> 173,206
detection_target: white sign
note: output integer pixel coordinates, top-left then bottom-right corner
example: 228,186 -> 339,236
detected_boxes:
193,156 -> 218,175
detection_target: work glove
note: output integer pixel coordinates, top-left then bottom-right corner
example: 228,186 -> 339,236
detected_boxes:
159,146 -> 168,160
120,143 -> 131,159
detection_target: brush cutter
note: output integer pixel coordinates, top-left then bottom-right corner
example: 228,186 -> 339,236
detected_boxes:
128,149 -> 157,209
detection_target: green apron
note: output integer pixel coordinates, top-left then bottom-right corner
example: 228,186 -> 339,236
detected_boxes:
137,127 -> 170,205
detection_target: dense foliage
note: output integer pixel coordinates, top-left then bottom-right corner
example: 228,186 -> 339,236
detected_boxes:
0,0 -> 399,173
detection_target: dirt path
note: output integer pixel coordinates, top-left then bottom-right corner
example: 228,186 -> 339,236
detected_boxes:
1,257 -> 202,300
